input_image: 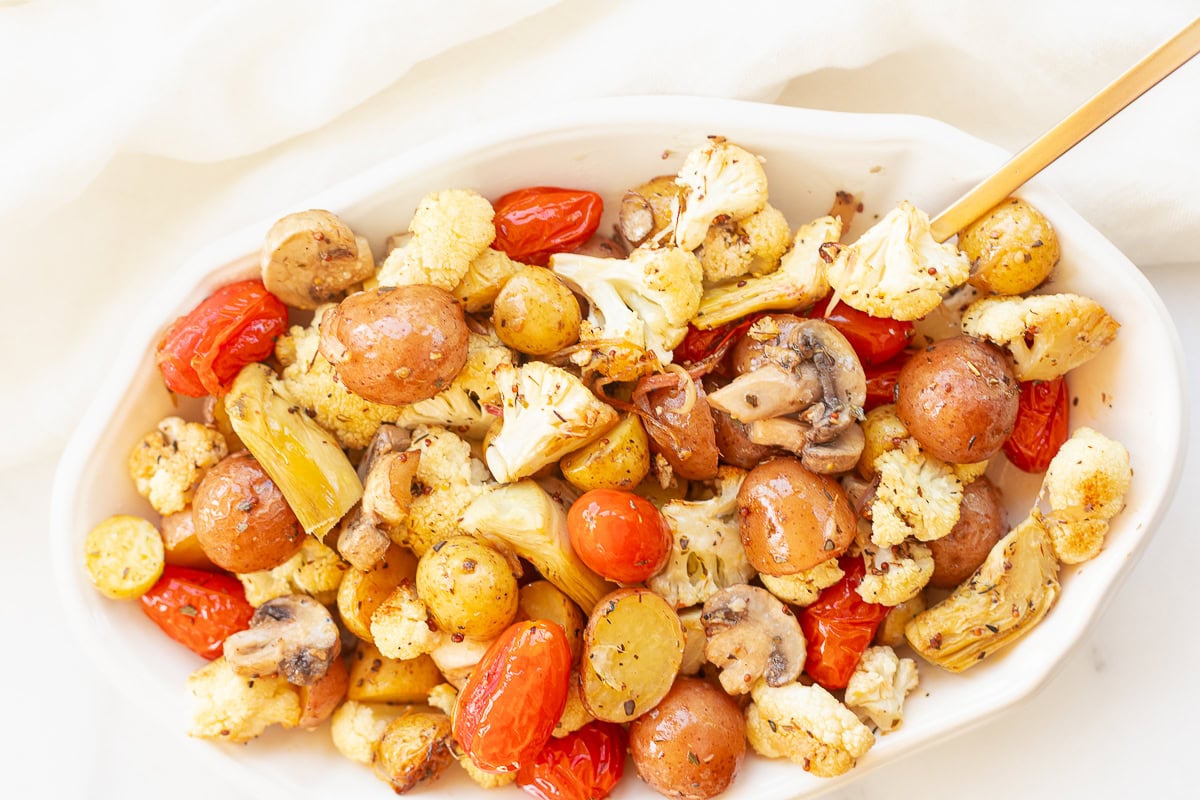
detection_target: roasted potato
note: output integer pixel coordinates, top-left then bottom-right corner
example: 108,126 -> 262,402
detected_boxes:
373,710 -> 454,793
191,452 -> 305,573
560,413 -> 652,492
857,404 -> 910,481
83,514 -> 165,600
896,336 -> 1019,464
298,655 -> 349,729
518,580 -> 586,664
416,535 -> 519,641
927,476 -> 1008,589
337,544 -> 419,643
348,642 -> 443,704
491,267 -> 582,355
319,285 -> 469,405
959,197 -> 1060,295
580,588 -> 685,722
629,677 -> 746,800
159,509 -> 213,569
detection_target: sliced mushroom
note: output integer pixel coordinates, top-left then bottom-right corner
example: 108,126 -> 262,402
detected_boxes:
356,423 -> 413,482
618,175 -> 681,248
800,423 -> 865,475
707,363 -> 821,423
710,316 -> 866,468
261,209 -> 374,310
701,585 -> 806,695
224,594 -> 341,685
573,234 -> 628,259
337,450 -> 420,571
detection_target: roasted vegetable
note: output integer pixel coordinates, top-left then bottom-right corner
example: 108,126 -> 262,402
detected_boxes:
224,362 -> 363,538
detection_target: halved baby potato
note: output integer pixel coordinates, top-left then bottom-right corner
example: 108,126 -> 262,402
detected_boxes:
560,413 -> 651,492
337,544 -> 419,643
84,514 -> 165,600
580,588 -> 684,722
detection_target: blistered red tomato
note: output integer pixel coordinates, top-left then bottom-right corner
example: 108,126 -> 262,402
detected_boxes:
672,313 -> 764,376
155,279 -> 288,397
139,565 -> 254,660
516,721 -> 628,800
808,297 -> 912,366
567,490 -> 672,584
799,558 -> 891,690
1003,376 -> 1070,473
454,621 -> 573,773
492,187 -> 603,266
864,353 -> 908,411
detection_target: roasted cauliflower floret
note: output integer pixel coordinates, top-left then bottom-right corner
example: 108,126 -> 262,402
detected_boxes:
275,307 -> 402,449
484,361 -> 618,484
826,201 -> 970,321
400,426 -> 494,556
843,645 -> 919,734
693,216 -> 838,330
745,681 -> 875,778
551,245 -> 703,369
373,189 -> 496,291
394,331 -> 514,441
330,700 -> 405,764
856,525 -> 934,607
698,203 -> 791,283
905,514 -> 1060,672
128,417 -> 228,515
961,293 -> 1120,381
647,467 -> 756,608
237,536 -> 346,607
673,140 -> 769,250
759,559 -> 845,607
186,656 -> 300,743
451,249 -> 524,312
370,582 -> 447,660
1038,427 -> 1132,564
870,439 -> 963,547
426,683 -> 458,717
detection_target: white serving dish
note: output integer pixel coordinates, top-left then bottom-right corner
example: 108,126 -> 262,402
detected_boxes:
51,96 -> 1186,800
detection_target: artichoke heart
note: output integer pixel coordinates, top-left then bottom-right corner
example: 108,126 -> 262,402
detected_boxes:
225,363 -> 363,538
904,514 -> 1060,672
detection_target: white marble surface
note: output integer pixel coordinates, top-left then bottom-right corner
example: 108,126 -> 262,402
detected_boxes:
3,3 -> 1198,797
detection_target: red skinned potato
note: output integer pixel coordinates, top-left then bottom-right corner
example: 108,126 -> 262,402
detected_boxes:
192,452 -> 305,573
319,285 -> 469,405
737,457 -> 857,575
895,336 -> 1018,463
629,677 -> 746,800
927,476 -> 1008,589
298,655 -> 349,728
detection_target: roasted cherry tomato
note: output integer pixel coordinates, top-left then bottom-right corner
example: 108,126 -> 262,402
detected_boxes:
454,620 -> 573,773
156,279 -> 288,397
492,187 -> 603,266
516,721 -> 628,800
567,490 -> 672,584
139,565 -> 254,660
799,558 -> 891,690
808,297 -> 912,366
672,313 -> 764,376
1003,376 -> 1070,473
864,352 -> 908,411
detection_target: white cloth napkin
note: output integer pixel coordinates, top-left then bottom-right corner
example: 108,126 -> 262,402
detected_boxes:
3,2 -> 1199,796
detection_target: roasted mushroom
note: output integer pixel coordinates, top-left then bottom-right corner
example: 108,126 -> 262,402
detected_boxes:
261,210 -> 373,310
618,175 -> 681,247
224,594 -> 341,685
336,425 -> 421,571
701,585 -> 806,694
708,316 -> 866,472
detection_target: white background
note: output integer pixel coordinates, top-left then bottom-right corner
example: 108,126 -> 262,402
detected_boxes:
2,2 -> 1197,797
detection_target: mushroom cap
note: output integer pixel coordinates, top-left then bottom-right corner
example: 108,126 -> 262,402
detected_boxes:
701,585 -> 806,694
710,316 -> 866,458
261,209 -> 371,310
224,594 -> 341,686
